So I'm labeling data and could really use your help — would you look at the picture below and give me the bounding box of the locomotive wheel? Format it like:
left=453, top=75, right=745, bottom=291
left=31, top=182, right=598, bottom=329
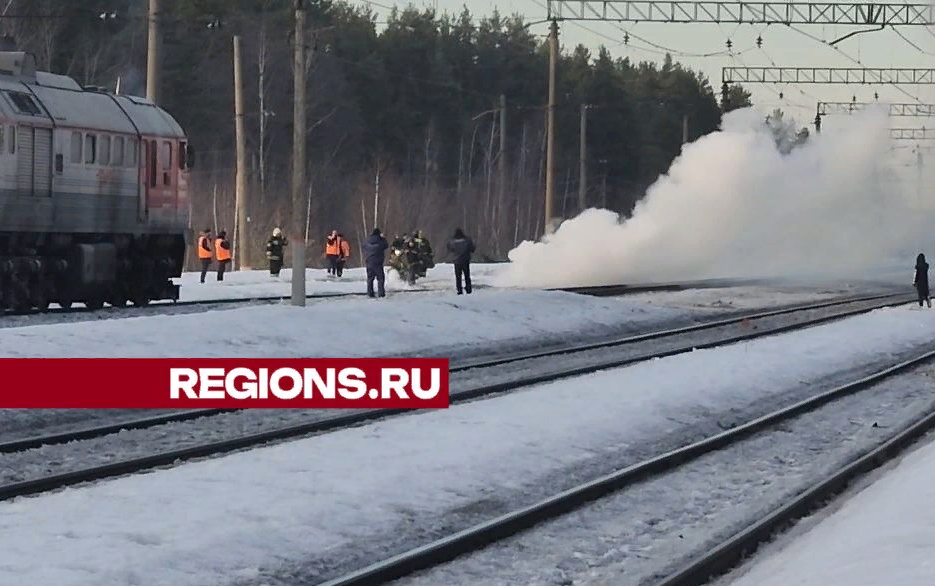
left=131, top=295, right=149, bottom=307
left=85, top=298, right=104, bottom=310
left=58, top=299, right=73, bottom=309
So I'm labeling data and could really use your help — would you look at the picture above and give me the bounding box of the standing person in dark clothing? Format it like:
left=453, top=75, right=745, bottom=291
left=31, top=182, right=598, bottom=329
left=446, top=228, right=475, bottom=294
left=266, top=227, right=288, bottom=277
left=362, top=228, right=389, bottom=298
left=915, top=253, right=931, bottom=308
left=215, top=230, right=232, bottom=281
left=197, top=228, right=213, bottom=283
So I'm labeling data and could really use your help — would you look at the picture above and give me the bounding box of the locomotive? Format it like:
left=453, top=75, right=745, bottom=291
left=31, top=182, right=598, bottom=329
left=0, top=51, right=191, bottom=311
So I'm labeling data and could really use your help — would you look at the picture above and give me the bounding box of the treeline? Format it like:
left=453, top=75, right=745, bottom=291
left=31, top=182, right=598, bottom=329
left=5, top=0, right=756, bottom=267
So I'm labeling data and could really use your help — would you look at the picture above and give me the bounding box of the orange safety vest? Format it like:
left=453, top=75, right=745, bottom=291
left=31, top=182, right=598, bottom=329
left=215, top=238, right=231, bottom=261
left=340, top=239, right=350, bottom=258
left=325, top=237, right=340, bottom=256
left=197, top=235, right=211, bottom=259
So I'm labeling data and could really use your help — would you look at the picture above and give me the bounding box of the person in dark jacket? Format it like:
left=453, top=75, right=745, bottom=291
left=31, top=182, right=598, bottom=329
left=914, top=253, right=931, bottom=308
left=362, top=228, right=389, bottom=298
left=446, top=228, right=475, bottom=294
left=266, top=227, right=288, bottom=277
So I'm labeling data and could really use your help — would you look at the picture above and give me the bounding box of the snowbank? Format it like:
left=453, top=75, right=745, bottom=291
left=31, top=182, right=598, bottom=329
left=2, top=305, right=935, bottom=586
left=1, top=281, right=895, bottom=359
left=0, top=289, right=697, bottom=358
left=725, top=431, right=935, bottom=586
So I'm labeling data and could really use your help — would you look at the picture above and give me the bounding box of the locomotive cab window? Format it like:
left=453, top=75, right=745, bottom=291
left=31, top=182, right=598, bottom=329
left=9, top=126, right=14, bottom=154
left=85, top=134, right=96, bottom=164
left=70, top=131, right=82, bottom=163
left=179, top=141, right=186, bottom=170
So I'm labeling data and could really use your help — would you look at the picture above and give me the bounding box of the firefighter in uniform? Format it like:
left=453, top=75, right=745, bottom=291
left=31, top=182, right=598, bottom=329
left=215, top=230, right=232, bottom=281
left=266, top=227, right=288, bottom=277
left=198, top=228, right=213, bottom=283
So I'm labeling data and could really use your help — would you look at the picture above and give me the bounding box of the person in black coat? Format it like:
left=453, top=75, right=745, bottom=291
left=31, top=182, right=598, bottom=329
left=446, top=228, right=475, bottom=294
left=362, top=228, right=389, bottom=298
left=914, top=253, right=931, bottom=308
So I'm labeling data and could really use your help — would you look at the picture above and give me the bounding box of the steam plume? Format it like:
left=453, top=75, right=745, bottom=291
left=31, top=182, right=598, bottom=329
left=500, top=106, right=921, bottom=288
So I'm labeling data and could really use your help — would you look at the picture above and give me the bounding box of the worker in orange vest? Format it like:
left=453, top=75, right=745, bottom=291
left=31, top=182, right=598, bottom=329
left=337, top=233, right=351, bottom=277
left=324, top=230, right=341, bottom=276
left=197, top=228, right=213, bottom=283
left=215, top=229, right=232, bottom=281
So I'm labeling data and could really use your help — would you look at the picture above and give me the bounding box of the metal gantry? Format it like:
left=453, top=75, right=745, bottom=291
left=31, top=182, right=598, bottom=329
left=723, top=67, right=935, bottom=85
left=890, top=128, right=935, bottom=140
left=818, top=102, right=935, bottom=116
left=546, top=1, right=935, bottom=24
left=537, top=2, right=935, bottom=232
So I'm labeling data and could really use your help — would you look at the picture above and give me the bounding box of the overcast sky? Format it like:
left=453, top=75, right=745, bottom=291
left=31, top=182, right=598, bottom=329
left=354, top=0, right=935, bottom=147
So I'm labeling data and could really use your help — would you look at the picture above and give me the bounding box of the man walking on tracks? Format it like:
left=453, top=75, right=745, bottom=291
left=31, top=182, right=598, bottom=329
left=363, top=228, right=389, bottom=298
left=198, top=228, right=213, bottom=283
left=446, top=228, right=475, bottom=294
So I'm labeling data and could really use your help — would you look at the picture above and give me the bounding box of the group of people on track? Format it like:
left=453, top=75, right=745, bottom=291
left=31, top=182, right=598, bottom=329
left=196, top=226, right=476, bottom=297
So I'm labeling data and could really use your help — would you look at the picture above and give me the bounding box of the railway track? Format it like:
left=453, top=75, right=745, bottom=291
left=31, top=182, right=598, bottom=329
left=0, top=291, right=913, bottom=503
left=312, top=347, right=935, bottom=586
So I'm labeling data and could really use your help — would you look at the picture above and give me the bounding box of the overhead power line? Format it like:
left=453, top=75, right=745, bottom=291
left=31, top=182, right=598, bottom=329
left=723, top=67, right=935, bottom=85
left=546, top=1, right=935, bottom=25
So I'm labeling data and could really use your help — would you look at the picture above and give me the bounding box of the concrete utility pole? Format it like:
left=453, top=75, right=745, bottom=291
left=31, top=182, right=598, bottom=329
left=146, top=0, right=162, bottom=103
left=291, top=0, right=307, bottom=306
left=499, top=94, right=507, bottom=207
left=918, top=148, right=925, bottom=211
left=545, top=19, right=558, bottom=235
left=578, top=104, right=587, bottom=213
left=233, top=35, right=248, bottom=270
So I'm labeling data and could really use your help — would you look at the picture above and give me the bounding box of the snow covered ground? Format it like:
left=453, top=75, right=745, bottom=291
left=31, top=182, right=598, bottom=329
left=720, top=431, right=935, bottom=586
left=167, top=261, right=908, bottom=303
left=169, top=263, right=510, bottom=301
left=1, top=305, right=935, bottom=586
left=0, top=280, right=902, bottom=359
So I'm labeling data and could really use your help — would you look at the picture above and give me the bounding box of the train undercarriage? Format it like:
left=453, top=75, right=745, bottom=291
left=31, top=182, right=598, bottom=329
left=0, top=231, right=185, bottom=312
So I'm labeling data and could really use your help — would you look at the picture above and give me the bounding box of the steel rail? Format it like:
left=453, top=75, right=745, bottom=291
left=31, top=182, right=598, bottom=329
left=0, top=292, right=906, bottom=455
left=652, top=390, right=935, bottom=585
left=0, top=294, right=914, bottom=501
left=313, top=347, right=935, bottom=586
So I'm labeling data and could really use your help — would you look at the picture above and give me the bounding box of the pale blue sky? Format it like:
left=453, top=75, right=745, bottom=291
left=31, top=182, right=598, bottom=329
left=354, top=0, right=935, bottom=143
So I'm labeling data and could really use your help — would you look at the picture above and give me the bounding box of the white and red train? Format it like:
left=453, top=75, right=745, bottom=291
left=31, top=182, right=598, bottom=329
left=0, top=51, right=191, bottom=311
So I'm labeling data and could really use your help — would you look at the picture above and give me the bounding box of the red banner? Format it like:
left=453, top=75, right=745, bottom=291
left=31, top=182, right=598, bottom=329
left=0, top=358, right=450, bottom=408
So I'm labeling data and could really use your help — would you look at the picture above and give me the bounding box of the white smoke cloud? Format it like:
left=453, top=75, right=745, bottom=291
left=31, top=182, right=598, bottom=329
left=499, top=105, right=923, bottom=288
